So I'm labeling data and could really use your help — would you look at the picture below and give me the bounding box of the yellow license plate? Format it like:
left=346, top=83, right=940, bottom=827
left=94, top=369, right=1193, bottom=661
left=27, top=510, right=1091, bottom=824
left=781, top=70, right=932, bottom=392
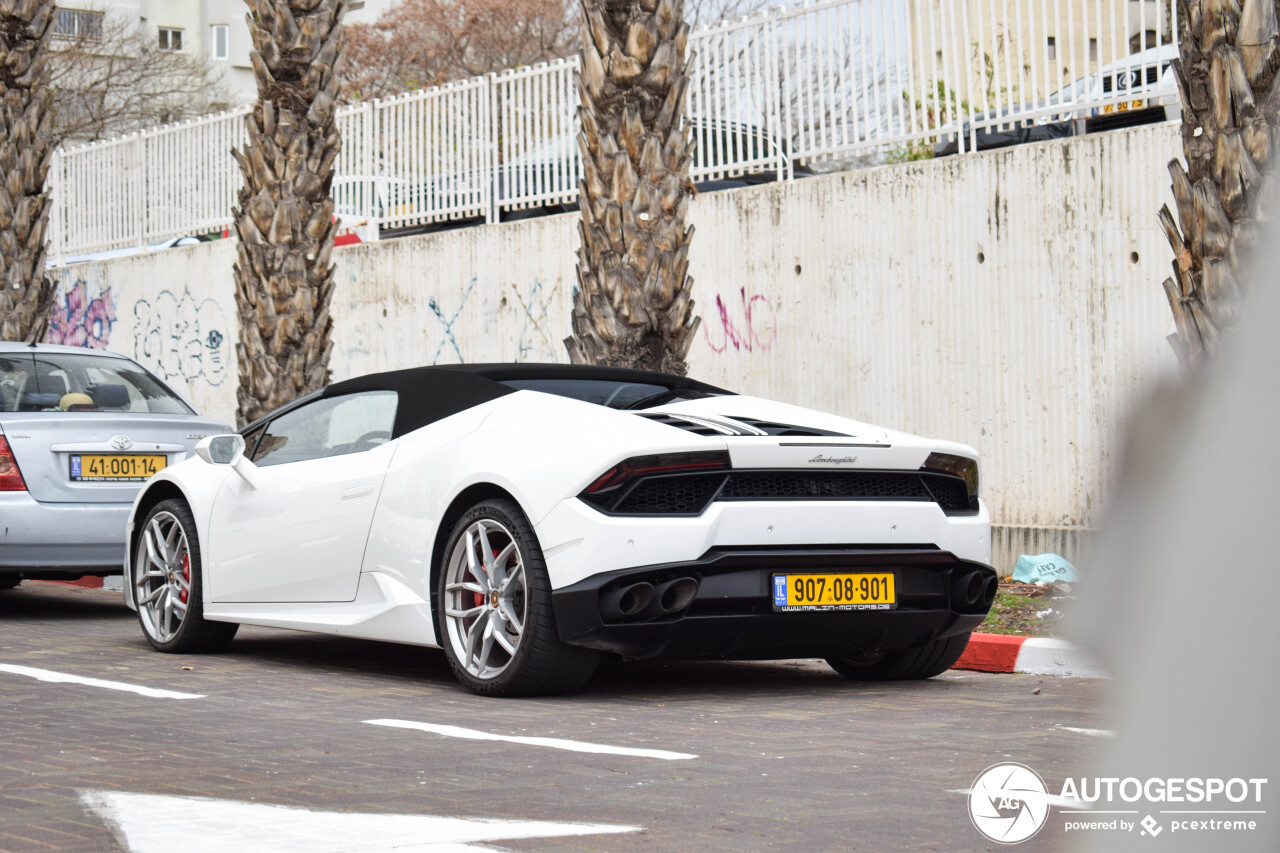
left=1103, top=99, right=1144, bottom=114
left=71, top=454, right=166, bottom=482
left=772, top=572, right=896, bottom=611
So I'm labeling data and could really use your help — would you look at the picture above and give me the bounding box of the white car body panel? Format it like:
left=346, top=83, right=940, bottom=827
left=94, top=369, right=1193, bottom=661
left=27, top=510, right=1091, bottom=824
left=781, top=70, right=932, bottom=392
left=123, top=460, right=234, bottom=610
left=354, top=406, right=495, bottom=596
left=205, top=441, right=396, bottom=602
left=204, top=571, right=437, bottom=646
left=351, top=393, right=711, bottom=585
left=124, top=366, right=994, bottom=662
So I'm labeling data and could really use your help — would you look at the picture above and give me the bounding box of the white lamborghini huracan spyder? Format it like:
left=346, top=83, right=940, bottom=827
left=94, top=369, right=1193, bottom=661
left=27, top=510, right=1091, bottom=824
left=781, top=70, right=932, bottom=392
left=123, top=364, right=995, bottom=696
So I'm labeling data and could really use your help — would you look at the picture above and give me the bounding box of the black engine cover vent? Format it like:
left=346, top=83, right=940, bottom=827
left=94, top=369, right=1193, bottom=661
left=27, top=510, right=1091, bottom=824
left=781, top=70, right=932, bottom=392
left=635, top=413, right=737, bottom=436
left=722, top=417, right=849, bottom=437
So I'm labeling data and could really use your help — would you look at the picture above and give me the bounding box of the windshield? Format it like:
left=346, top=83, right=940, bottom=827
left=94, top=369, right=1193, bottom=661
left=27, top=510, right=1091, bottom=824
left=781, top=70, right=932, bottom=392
left=0, top=352, right=192, bottom=414
left=498, top=378, right=726, bottom=410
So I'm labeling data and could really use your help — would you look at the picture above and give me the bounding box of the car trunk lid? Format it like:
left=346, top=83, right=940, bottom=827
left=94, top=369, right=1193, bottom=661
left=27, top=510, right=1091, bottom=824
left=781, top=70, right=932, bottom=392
left=0, top=413, right=228, bottom=503
left=639, top=403, right=933, bottom=470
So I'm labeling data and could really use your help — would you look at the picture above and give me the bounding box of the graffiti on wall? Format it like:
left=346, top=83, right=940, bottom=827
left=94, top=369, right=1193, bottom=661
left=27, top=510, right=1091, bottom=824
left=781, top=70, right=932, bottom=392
left=133, top=289, right=231, bottom=386
left=703, top=287, right=777, bottom=354
left=511, top=279, right=560, bottom=363
left=45, top=279, right=117, bottom=349
left=429, top=280, right=474, bottom=364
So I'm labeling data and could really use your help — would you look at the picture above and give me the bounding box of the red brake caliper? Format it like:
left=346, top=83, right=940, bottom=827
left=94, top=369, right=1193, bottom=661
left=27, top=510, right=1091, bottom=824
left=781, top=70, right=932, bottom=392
left=473, top=547, right=501, bottom=608
left=180, top=553, right=190, bottom=604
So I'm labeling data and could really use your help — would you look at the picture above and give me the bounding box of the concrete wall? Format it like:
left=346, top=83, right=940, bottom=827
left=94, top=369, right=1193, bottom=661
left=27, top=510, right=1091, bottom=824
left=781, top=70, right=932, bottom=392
left=48, top=121, right=1183, bottom=573
left=48, top=249, right=238, bottom=418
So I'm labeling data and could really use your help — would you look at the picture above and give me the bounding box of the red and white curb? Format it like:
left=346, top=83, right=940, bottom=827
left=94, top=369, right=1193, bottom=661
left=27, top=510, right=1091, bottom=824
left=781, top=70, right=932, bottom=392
left=953, top=633, right=1107, bottom=678
left=34, top=576, right=123, bottom=591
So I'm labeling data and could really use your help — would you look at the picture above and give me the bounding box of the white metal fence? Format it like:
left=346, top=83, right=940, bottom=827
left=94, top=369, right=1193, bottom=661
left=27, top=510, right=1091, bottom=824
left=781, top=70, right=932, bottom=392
left=47, top=0, right=1180, bottom=261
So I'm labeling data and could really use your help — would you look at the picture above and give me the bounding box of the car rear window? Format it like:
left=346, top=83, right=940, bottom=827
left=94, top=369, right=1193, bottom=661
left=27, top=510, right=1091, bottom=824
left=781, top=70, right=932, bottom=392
left=497, top=378, right=724, bottom=410
left=0, top=352, right=192, bottom=415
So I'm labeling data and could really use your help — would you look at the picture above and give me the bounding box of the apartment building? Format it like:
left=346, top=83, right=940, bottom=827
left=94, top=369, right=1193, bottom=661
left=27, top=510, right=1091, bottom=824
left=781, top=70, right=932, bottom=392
left=53, top=0, right=396, bottom=106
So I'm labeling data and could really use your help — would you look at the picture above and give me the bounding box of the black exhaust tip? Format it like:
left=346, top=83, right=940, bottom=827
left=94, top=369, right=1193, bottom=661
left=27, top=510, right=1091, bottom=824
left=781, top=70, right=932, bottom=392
left=600, top=582, right=654, bottom=621
left=655, top=577, right=699, bottom=613
left=951, top=571, right=983, bottom=608
left=966, top=573, right=984, bottom=606
left=981, top=575, right=997, bottom=608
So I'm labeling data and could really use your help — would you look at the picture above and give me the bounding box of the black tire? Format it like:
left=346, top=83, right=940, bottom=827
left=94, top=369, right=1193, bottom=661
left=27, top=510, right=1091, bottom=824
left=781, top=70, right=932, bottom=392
left=132, top=498, right=237, bottom=653
left=826, top=632, right=972, bottom=681
left=0, top=576, right=21, bottom=590
left=437, top=498, right=599, bottom=696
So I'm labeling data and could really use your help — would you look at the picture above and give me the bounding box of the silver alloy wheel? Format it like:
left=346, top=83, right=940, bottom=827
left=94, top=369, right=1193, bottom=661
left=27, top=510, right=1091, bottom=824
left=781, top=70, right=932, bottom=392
left=443, top=518, right=527, bottom=680
left=134, top=510, right=191, bottom=643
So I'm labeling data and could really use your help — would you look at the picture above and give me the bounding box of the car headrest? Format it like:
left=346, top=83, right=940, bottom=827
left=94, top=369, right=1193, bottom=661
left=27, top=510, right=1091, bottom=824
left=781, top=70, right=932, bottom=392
left=18, top=392, right=63, bottom=411
left=89, top=384, right=131, bottom=408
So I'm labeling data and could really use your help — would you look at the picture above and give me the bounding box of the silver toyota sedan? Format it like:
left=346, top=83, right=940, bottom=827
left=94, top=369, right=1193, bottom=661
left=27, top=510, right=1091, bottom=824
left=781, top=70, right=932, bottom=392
left=0, top=342, right=230, bottom=586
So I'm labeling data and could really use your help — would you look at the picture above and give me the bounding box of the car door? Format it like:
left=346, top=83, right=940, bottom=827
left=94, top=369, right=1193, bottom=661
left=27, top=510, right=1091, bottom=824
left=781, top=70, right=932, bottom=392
left=205, top=390, right=398, bottom=603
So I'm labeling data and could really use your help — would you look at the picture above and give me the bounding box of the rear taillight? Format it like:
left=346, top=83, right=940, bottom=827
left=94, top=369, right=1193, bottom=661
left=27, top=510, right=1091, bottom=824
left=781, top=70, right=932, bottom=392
left=580, top=450, right=730, bottom=513
left=0, top=437, right=27, bottom=491
left=921, top=452, right=978, bottom=507
left=585, top=451, right=731, bottom=494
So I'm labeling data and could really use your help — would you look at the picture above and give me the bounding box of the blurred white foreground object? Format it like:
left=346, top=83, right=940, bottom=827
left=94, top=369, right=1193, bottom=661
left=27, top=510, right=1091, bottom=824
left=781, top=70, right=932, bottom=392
left=1072, top=213, right=1280, bottom=851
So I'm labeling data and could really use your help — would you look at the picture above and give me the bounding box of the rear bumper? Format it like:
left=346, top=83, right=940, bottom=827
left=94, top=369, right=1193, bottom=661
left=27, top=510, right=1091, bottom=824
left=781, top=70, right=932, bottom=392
left=551, top=547, right=996, bottom=660
left=0, top=493, right=129, bottom=575
left=536, top=497, right=992, bottom=591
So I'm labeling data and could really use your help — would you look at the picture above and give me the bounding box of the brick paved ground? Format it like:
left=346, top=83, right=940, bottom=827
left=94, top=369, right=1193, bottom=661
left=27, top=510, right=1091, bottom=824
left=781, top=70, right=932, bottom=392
left=0, top=582, right=1105, bottom=852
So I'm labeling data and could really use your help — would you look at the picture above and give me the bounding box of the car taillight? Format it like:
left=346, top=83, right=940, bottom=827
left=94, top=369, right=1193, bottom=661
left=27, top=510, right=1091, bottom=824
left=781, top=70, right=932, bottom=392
left=584, top=450, right=732, bottom=495
left=0, top=437, right=27, bottom=491
left=921, top=452, right=978, bottom=501
left=580, top=450, right=731, bottom=515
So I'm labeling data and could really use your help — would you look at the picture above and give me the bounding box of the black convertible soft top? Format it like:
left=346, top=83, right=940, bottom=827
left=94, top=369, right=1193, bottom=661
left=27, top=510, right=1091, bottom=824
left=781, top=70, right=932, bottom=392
left=320, top=363, right=730, bottom=439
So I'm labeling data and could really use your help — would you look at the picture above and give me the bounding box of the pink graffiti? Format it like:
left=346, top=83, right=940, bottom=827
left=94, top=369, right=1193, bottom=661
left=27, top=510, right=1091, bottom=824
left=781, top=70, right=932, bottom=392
left=704, top=287, right=776, bottom=354
left=46, top=279, right=117, bottom=349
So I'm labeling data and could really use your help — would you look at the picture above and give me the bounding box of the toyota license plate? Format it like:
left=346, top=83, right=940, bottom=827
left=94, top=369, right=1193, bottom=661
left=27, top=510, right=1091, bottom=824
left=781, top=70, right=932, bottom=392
left=772, top=572, right=896, bottom=611
left=70, top=454, right=166, bottom=482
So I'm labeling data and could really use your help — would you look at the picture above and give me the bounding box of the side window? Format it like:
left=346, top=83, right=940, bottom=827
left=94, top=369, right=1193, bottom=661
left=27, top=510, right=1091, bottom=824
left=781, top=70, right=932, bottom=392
left=241, top=423, right=266, bottom=461
left=252, top=391, right=397, bottom=468
left=325, top=392, right=398, bottom=448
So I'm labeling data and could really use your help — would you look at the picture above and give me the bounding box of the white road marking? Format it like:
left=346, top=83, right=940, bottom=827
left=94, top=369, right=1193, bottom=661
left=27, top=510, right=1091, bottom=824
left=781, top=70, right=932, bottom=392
left=81, top=791, right=641, bottom=853
left=364, top=718, right=697, bottom=760
left=0, top=664, right=203, bottom=700
left=1054, top=726, right=1116, bottom=737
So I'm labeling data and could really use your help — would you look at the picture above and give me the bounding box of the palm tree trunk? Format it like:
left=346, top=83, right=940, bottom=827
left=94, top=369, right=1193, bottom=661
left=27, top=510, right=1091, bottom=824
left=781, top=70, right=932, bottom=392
left=566, top=0, right=700, bottom=375
left=233, top=0, right=345, bottom=425
left=1160, top=0, right=1280, bottom=367
left=0, top=0, right=57, bottom=342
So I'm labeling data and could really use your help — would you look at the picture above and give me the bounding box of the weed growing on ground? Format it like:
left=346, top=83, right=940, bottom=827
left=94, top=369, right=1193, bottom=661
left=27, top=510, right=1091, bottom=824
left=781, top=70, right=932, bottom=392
left=978, top=583, right=1069, bottom=637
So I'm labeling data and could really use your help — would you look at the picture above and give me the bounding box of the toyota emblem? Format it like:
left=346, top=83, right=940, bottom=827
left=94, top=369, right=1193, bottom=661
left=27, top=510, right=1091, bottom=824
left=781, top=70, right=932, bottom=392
left=110, top=434, right=133, bottom=450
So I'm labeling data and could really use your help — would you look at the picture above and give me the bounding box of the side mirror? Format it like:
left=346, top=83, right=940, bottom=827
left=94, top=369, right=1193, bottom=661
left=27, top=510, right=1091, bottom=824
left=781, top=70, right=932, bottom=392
left=195, top=434, right=245, bottom=465
left=194, top=434, right=259, bottom=489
